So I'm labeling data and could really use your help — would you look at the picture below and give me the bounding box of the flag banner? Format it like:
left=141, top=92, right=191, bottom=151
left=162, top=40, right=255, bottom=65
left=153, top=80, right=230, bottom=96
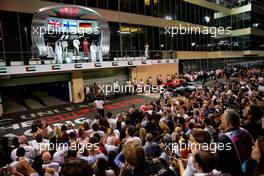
left=95, top=63, right=101, bottom=67
left=0, top=67, right=7, bottom=73
left=52, top=65, right=61, bottom=70
left=112, top=62, right=118, bottom=66
left=75, top=64, right=82, bottom=68
left=128, top=61, right=133, bottom=65
left=63, top=20, right=77, bottom=33
left=48, top=19, right=62, bottom=29
left=26, top=66, right=36, bottom=72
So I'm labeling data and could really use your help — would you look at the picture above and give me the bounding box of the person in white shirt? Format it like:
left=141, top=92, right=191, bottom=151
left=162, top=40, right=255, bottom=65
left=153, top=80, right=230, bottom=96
left=11, top=135, right=36, bottom=162
left=90, top=42, right=96, bottom=62
left=144, top=42, right=149, bottom=59
left=73, top=39, right=80, bottom=56
left=52, top=146, right=68, bottom=163
left=61, top=40, right=68, bottom=60
left=46, top=42, right=54, bottom=58
left=28, top=134, right=49, bottom=156
left=96, top=42, right=103, bottom=62
left=94, top=97, right=105, bottom=118
left=42, top=152, right=60, bottom=172
left=78, top=145, right=108, bottom=165
left=10, top=147, right=33, bottom=168
left=106, top=112, right=117, bottom=129
left=102, top=128, right=120, bottom=154
left=55, top=41, right=63, bottom=64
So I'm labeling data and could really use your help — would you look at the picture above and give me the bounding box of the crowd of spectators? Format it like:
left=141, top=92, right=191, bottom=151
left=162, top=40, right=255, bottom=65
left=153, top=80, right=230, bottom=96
left=0, top=66, right=264, bottom=176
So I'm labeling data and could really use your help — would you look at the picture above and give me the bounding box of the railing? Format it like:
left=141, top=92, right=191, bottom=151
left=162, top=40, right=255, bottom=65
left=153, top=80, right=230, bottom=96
left=0, top=50, right=168, bottom=66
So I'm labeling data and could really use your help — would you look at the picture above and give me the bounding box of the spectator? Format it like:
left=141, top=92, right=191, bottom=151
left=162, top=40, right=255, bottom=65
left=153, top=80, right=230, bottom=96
left=59, top=158, right=93, bottom=176
left=94, top=158, right=115, bottom=176
left=242, top=105, right=264, bottom=140
left=11, top=136, right=36, bottom=162
left=251, top=136, right=264, bottom=176
left=94, top=97, right=105, bottom=118
left=120, top=140, right=174, bottom=176
left=216, top=109, right=254, bottom=176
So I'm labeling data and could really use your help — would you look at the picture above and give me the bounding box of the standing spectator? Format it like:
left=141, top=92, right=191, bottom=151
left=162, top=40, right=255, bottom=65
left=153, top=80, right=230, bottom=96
left=216, top=109, right=254, bottom=176
left=132, top=77, right=137, bottom=94
left=157, top=74, right=163, bottom=86
left=94, top=158, right=115, bottom=176
left=251, top=136, right=264, bottom=176
left=242, top=105, right=264, bottom=140
left=11, top=136, right=36, bottom=162
left=120, top=140, right=174, bottom=176
left=94, top=97, right=105, bottom=118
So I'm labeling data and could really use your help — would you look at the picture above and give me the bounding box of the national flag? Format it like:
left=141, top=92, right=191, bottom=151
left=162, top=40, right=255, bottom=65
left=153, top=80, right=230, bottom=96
left=94, top=63, right=101, bottom=67
left=52, top=65, right=61, bottom=70
left=75, top=64, right=82, bottom=69
left=63, top=20, right=77, bottom=30
left=0, top=67, right=7, bottom=73
left=79, top=23, right=92, bottom=30
left=48, top=19, right=62, bottom=28
left=128, top=61, right=133, bottom=65
left=112, top=62, right=118, bottom=66
left=26, top=66, right=36, bottom=72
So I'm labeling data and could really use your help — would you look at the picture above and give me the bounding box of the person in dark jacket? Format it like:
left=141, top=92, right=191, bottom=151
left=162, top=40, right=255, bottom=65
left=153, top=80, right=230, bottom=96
left=216, top=109, right=254, bottom=176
